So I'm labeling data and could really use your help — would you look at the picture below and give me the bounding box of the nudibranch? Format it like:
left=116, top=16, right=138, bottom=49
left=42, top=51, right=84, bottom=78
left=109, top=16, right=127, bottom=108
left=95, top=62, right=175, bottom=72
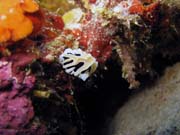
left=0, top=0, right=39, bottom=43
left=59, top=48, right=98, bottom=81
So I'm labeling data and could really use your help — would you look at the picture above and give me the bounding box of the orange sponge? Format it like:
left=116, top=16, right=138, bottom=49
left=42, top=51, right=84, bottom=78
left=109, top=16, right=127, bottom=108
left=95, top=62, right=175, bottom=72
left=0, top=0, right=39, bottom=43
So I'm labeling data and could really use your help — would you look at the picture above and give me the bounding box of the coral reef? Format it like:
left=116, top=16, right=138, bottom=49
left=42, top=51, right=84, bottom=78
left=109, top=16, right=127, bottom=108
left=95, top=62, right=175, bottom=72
left=0, top=0, right=180, bottom=134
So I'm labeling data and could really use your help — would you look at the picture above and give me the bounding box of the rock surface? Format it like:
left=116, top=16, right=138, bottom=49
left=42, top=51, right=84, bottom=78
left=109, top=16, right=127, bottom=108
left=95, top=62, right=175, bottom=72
left=110, top=63, right=180, bottom=135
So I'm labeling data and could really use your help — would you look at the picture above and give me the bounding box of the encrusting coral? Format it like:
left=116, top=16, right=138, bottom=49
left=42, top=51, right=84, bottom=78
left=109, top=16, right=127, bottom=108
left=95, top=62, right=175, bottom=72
left=0, top=53, right=46, bottom=135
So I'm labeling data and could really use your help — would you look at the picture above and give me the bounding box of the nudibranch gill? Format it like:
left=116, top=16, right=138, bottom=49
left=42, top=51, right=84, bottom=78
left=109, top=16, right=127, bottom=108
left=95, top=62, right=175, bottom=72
left=0, top=0, right=39, bottom=43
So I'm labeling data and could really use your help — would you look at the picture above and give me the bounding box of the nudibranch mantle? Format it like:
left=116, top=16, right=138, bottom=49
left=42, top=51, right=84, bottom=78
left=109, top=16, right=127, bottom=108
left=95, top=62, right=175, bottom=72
left=59, top=48, right=98, bottom=81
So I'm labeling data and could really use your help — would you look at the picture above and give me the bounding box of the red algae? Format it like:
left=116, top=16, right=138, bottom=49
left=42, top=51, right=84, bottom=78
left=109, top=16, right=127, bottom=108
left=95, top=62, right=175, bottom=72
left=79, top=18, right=112, bottom=63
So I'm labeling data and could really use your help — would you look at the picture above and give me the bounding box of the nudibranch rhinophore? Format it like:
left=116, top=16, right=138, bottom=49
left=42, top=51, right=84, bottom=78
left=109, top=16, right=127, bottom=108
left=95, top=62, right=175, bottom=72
left=59, top=48, right=98, bottom=81
left=0, top=0, right=39, bottom=43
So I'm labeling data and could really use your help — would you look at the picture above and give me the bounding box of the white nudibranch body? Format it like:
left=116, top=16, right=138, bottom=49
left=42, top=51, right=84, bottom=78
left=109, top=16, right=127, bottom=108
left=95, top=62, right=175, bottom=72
left=59, top=48, right=98, bottom=81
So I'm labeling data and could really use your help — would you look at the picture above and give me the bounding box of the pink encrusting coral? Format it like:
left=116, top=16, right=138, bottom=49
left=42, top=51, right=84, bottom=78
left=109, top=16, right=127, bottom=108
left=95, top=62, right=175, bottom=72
left=0, top=57, right=35, bottom=126
left=0, top=88, right=47, bottom=135
left=0, top=61, right=12, bottom=89
left=0, top=126, right=46, bottom=135
left=0, top=92, right=34, bottom=129
left=0, top=53, right=36, bottom=91
left=0, top=52, right=45, bottom=135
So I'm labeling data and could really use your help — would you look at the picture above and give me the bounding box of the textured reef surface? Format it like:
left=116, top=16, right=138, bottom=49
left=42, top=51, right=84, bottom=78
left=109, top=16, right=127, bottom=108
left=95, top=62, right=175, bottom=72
left=0, top=0, right=180, bottom=135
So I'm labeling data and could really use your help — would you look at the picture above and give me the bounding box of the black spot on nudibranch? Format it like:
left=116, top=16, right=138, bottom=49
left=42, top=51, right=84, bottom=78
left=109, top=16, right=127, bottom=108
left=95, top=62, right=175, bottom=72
left=75, top=53, right=81, bottom=56
left=63, top=60, right=73, bottom=65
left=63, top=56, right=69, bottom=60
left=74, top=62, right=84, bottom=72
